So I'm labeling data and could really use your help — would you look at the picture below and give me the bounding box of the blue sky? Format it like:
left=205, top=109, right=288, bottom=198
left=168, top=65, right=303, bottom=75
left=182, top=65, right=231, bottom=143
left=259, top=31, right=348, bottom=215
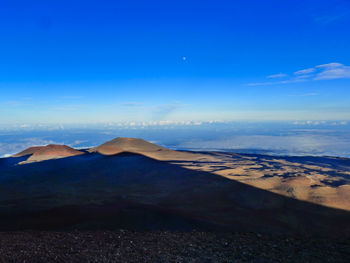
left=0, top=0, right=349, bottom=124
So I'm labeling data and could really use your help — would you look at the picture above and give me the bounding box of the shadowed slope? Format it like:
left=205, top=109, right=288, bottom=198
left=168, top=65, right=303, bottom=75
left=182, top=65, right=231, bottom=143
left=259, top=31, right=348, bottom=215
left=0, top=152, right=349, bottom=236
left=12, top=144, right=84, bottom=164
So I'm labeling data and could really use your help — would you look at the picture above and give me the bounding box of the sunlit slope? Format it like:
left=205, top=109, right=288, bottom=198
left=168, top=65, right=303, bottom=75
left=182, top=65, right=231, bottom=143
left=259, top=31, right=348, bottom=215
left=89, top=137, right=203, bottom=161
left=174, top=152, right=350, bottom=211
left=12, top=144, right=85, bottom=164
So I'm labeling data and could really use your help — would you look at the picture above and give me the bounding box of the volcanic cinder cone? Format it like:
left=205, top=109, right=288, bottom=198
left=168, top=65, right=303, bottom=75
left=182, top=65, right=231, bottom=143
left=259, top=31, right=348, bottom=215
left=13, top=144, right=84, bottom=164
left=89, top=137, right=201, bottom=161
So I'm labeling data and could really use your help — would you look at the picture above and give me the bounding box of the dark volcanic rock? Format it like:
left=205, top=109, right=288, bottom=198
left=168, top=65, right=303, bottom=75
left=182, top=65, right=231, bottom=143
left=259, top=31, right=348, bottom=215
left=0, top=230, right=348, bottom=263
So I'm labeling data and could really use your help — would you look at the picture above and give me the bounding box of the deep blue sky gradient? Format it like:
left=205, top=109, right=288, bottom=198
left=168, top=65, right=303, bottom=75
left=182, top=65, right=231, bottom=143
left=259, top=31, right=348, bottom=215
left=0, top=0, right=349, bottom=124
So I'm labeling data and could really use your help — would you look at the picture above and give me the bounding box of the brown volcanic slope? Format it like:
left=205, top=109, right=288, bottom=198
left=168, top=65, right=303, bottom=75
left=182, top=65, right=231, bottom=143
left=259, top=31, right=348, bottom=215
left=172, top=152, right=350, bottom=211
left=13, top=144, right=84, bottom=164
left=89, top=137, right=202, bottom=161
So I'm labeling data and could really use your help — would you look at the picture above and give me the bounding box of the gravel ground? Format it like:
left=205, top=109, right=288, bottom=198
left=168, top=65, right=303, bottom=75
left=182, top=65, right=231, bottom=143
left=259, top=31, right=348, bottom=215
left=0, top=230, right=349, bottom=263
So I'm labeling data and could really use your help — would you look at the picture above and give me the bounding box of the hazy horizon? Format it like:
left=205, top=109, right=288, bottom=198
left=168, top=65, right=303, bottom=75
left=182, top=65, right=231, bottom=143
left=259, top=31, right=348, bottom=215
left=2, top=120, right=350, bottom=158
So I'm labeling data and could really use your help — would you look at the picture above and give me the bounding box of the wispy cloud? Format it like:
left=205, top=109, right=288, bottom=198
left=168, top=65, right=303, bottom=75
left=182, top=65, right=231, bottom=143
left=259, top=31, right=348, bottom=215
left=248, top=62, right=350, bottom=86
left=314, top=63, right=350, bottom=80
left=316, top=62, right=344, bottom=69
left=294, top=68, right=316, bottom=75
left=267, top=73, right=288, bottom=79
left=248, top=78, right=306, bottom=87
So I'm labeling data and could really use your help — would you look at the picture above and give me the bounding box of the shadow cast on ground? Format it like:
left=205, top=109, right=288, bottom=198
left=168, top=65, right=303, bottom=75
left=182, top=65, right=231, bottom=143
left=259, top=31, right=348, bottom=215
left=0, top=152, right=349, bottom=237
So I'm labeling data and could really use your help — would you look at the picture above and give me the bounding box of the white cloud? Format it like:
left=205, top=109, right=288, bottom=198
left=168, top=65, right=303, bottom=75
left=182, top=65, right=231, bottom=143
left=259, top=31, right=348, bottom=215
left=314, top=64, right=350, bottom=80
left=294, top=68, right=316, bottom=75
left=315, top=62, right=344, bottom=69
left=248, top=78, right=306, bottom=86
left=267, top=73, right=288, bottom=79
left=249, top=62, right=350, bottom=86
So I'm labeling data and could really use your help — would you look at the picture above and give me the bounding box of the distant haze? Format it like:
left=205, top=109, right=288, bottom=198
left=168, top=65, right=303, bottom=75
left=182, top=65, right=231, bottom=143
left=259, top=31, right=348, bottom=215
left=1, top=121, right=350, bottom=158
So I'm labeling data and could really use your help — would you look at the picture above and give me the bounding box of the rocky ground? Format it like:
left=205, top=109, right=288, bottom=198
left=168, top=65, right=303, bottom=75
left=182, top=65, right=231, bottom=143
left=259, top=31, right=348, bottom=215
left=0, top=230, right=349, bottom=262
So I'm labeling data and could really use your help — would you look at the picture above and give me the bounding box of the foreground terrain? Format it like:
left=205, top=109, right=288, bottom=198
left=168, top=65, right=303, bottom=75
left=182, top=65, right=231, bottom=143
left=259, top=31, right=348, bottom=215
left=0, top=138, right=349, bottom=237
left=0, top=230, right=349, bottom=263
left=1, top=137, right=350, bottom=261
